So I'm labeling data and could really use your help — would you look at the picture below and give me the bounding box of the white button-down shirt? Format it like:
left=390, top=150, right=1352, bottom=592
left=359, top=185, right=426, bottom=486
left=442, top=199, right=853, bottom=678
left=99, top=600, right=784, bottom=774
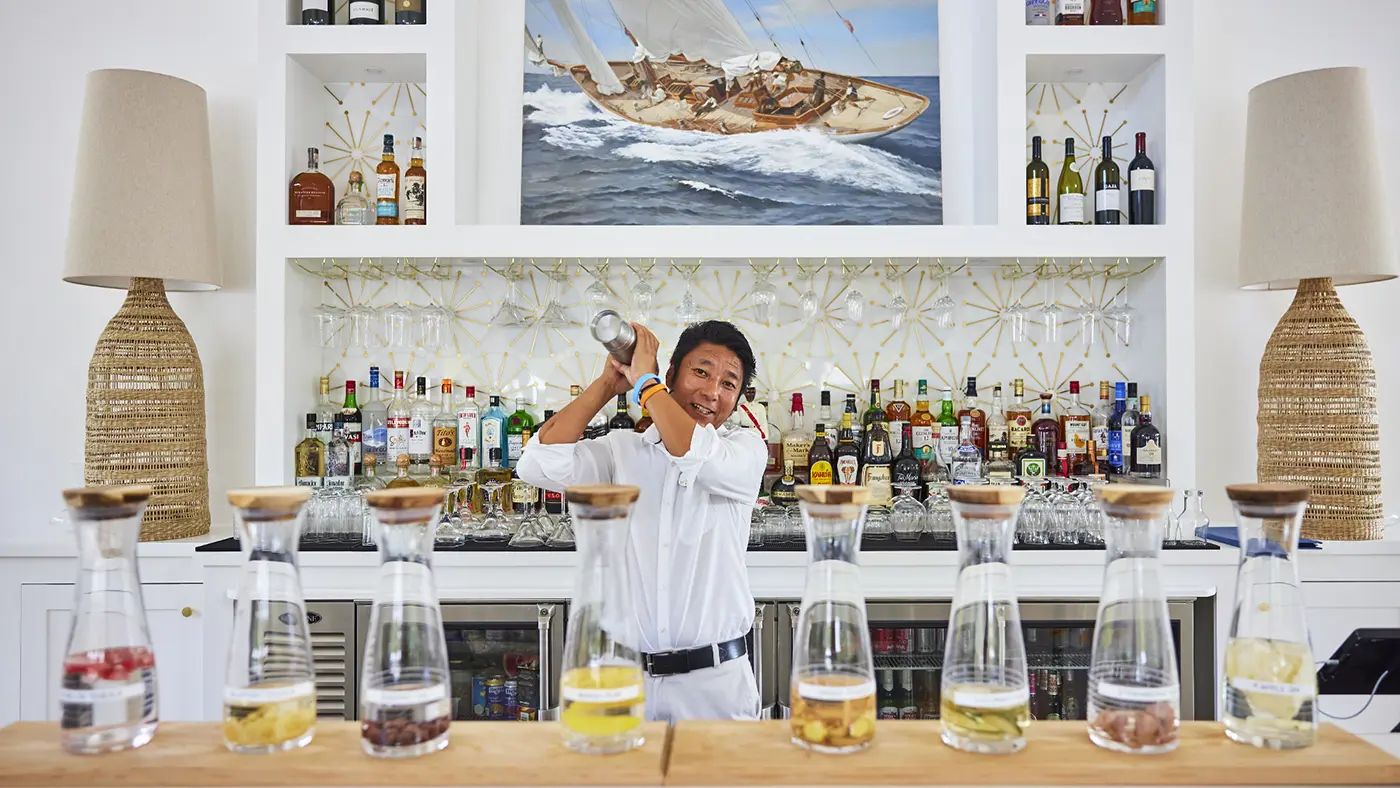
left=515, top=422, right=766, bottom=654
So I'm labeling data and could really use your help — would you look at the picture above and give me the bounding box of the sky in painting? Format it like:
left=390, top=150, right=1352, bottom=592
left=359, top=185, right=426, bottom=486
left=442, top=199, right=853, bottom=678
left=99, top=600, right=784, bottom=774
left=524, top=0, right=940, bottom=77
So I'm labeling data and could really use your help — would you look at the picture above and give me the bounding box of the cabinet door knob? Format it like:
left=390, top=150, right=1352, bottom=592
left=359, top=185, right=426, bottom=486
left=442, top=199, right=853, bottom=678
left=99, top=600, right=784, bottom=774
left=181, top=606, right=194, bottom=618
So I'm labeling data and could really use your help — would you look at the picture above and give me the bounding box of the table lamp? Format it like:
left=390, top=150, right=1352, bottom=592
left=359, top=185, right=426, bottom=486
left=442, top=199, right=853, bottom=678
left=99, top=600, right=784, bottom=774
left=63, top=69, right=222, bottom=541
left=1239, top=66, right=1397, bottom=540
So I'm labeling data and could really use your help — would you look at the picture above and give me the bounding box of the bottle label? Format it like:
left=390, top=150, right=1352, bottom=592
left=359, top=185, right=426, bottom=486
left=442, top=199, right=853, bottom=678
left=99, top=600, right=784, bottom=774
left=482, top=420, right=502, bottom=452
left=1059, top=193, right=1085, bottom=223
left=951, top=458, right=981, bottom=483
left=324, top=476, right=351, bottom=489
left=434, top=427, right=457, bottom=463
left=457, top=410, right=479, bottom=456
left=562, top=684, right=641, bottom=703
left=1136, top=438, right=1163, bottom=466
left=512, top=480, right=537, bottom=504
left=1096, top=187, right=1120, bottom=212
left=295, top=476, right=323, bottom=488
left=1096, top=682, right=1178, bottom=703
left=403, top=175, right=426, bottom=220
left=900, top=705, right=919, bottom=721
left=1132, top=0, right=1156, bottom=12
left=887, top=420, right=907, bottom=456
left=376, top=200, right=397, bottom=219
left=1091, top=425, right=1109, bottom=454
left=783, top=440, right=813, bottom=470
left=1027, top=175, right=1049, bottom=218
left=951, top=687, right=1029, bottom=710
left=408, top=416, right=430, bottom=455
left=796, top=679, right=875, bottom=702
left=860, top=465, right=891, bottom=505
left=987, top=423, right=1009, bottom=455
left=911, top=425, right=934, bottom=460
left=1059, top=0, right=1085, bottom=13
left=1009, top=417, right=1031, bottom=451
left=377, top=174, right=396, bottom=198
left=1064, top=420, right=1091, bottom=456
left=1108, top=429, right=1124, bottom=468
left=225, top=681, right=315, bottom=706
left=937, top=426, right=959, bottom=464
left=809, top=460, right=834, bottom=486
left=835, top=455, right=859, bottom=485
left=350, top=1, right=379, bottom=21
left=878, top=704, right=898, bottom=720
left=507, top=434, right=525, bottom=462
left=868, top=439, right=885, bottom=457
left=387, top=417, right=410, bottom=461
left=1130, top=169, right=1155, bottom=191
left=1020, top=457, right=1046, bottom=478
left=303, top=0, right=329, bottom=10
left=294, top=209, right=322, bottom=218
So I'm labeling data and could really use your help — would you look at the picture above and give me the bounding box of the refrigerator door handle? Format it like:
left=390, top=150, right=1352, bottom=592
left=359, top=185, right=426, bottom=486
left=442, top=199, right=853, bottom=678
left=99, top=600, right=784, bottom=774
left=752, top=603, right=766, bottom=719
left=538, top=603, right=556, bottom=720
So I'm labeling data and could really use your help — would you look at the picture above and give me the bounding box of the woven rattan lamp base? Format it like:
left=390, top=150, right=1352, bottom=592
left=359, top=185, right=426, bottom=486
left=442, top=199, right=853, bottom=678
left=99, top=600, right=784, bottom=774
left=1256, top=277, right=1383, bottom=540
left=84, top=277, right=210, bottom=541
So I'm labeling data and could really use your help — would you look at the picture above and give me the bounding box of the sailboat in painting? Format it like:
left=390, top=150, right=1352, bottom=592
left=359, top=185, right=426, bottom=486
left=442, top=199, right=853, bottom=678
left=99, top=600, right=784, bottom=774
left=526, top=0, right=930, bottom=142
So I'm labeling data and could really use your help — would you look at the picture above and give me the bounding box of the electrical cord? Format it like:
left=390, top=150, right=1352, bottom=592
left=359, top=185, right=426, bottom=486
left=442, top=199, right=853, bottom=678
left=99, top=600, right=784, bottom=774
left=1312, top=659, right=1392, bottom=722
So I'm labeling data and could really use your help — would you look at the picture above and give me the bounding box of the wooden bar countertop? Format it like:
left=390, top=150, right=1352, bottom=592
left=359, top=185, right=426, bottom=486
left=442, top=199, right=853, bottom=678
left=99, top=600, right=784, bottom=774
left=1, top=721, right=1397, bottom=787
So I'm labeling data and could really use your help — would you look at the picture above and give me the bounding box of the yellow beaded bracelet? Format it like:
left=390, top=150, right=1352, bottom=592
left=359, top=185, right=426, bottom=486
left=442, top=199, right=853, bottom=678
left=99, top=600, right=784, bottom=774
left=638, top=381, right=667, bottom=409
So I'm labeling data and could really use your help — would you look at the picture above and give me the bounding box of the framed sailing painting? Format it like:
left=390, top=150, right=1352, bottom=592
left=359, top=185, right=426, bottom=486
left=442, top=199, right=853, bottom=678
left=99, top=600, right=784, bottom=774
left=521, top=0, right=942, bottom=225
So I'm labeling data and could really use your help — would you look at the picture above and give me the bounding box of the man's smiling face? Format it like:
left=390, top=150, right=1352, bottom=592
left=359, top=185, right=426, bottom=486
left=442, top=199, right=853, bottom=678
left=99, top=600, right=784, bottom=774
left=667, top=341, right=743, bottom=429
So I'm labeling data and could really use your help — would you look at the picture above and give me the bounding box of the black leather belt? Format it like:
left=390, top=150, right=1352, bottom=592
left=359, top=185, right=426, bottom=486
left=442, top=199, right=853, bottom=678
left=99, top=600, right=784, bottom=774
left=642, top=634, right=748, bottom=677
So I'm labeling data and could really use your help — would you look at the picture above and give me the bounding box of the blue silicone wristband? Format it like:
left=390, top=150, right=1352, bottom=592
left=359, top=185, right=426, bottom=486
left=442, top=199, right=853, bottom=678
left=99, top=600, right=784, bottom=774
left=630, top=373, right=662, bottom=406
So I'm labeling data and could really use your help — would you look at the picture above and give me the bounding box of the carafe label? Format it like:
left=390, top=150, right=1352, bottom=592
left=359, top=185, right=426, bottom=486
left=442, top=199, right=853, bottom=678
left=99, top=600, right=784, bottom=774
left=1096, top=681, right=1178, bottom=703
left=796, top=679, right=876, bottom=702
left=225, top=681, right=315, bottom=705
left=951, top=687, right=1029, bottom=709
left=1230, top=677, right=1312, bottom=696
left=364, top=684, right=448, bottom=705
left=59, top=683, right=147, bottom=704
left=562, top=684, right=641, bottom=703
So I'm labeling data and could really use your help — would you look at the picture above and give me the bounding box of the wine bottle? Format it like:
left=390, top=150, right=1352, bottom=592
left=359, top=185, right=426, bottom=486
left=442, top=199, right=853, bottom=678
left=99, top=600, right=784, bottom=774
left=1093, top=135, right=1121, bottom=225
left=1128, top=132, right=1156, bottom=225
left=1056, top=139, right=1085, bottom=225
left=395, top=0, right=426, bottom=25
left=302, top=0, right=331, bottom=25
left=1056, top=0, right=1086, bottom=24
left=1090, top=0, right=1123, bottom=25
left=1027, top=136, right=1050, bottom=226
left=349, top=0, right=383, bottom=25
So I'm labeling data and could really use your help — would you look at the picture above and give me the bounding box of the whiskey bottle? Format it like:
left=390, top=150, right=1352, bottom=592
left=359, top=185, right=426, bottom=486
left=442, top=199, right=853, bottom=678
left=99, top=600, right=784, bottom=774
left=1091, top=381, right=1112, bottom=466
left=862, top=380, right=886, bottom=453
left=1129, top=395, right=1163, bottom=479
left=1090, top=0, right=1123, bottom=25
left=808, top=423, right=835, bottom=485
left=834, top=412, right=860, bottom=485
left=294, top=413, right=326, bottom=487
left=375, top=134, right=400, bottom=225
left=608, top=393, right=635, bottom=432
left=335, top=170, right=373, bottom=225
left=886, top=380, right=912, bottom=457
left=910, top=380, right=935, bottom=467
left=956, top=377, right=987, bottom=455
left=935, top=388, right=958, bottom=470
left=782, top=393, right=814, bottom=482
left=634, top=407, right=653, bottom=433
left=1129, top=0, right=1157, bottom=24
left=289, top=147, right=334, bottom=225
left=1059, top=381, right=1092, bottom=462
left=1056, top=0, right=1085, bottom=24
left=403, top=137, right=426, bottom=225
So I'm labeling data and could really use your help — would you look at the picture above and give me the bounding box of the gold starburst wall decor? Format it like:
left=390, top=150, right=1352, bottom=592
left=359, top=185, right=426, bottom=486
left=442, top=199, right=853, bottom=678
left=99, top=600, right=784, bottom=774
left=544, top=350, right=611, bottom=410
left=786, top=264, right=855, bottom=358
left=1027, top=83, right=1134, bottom=222
left=867, top=261, right=949, bottom=359
left=323, top=278, right=389, bottom=359
left=416, top=271, right=490, bottom=357
left=752, top=352, right=814, bottom=405
left=459, top=353, right=531, bottom=403
left=830, top=351, right=897, bottom=397
left=926, top=351, right=990, bottom=395
left=961, top=267, right=1038, bottom=359
left=322, top=81, right=427, bottom=201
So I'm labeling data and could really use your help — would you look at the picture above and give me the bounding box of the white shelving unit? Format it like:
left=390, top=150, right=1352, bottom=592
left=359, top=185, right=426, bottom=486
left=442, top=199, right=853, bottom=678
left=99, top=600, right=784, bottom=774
left=255, top=0, right=1196, bottom=487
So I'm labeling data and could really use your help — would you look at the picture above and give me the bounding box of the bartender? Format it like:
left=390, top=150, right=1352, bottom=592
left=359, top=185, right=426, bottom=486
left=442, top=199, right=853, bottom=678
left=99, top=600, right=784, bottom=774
left=516, top=320, right=765, bottom=721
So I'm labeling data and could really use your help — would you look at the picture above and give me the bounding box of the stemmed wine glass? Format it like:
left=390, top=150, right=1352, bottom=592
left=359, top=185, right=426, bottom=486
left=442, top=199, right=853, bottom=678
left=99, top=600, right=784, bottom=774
left=931, top=260, right=958, bottom=330
left=796, top=260, right=822, bottom=323
left=315, top=303, right=346, bottom=348
left=583, top=261, right=611, bottom=320
left=886, top=261, right=909, bottom=331
left=1105, top=278, right=1138, bottom=347
left=490, top=262, right=529, bottom=328
left=1039, top=267, right=1068, bottom=344
left=628, top=261, right=656, bottom=324
left=380, top=301, right=414, bottom=350
left=539, top=261, right=573, bottom=328
left=749, top=263, right=779, bottom=325
left=841, top=260, right=865, bottom=324
left=673, top=262, right=704, bottom=324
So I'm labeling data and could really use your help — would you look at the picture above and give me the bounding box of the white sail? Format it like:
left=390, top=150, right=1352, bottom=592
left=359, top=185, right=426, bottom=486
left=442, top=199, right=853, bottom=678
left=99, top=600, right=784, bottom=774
left=548, top=0, right=624, bottom=95
left=524, top=24, right=548, bottom=68
left=609, top=0, right=760, bottom=67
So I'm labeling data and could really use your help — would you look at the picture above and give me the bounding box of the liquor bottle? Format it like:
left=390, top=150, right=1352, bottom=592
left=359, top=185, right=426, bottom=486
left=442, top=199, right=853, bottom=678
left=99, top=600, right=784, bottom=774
left=863, top=379, right=886, bottom=440
left=375, top=134, right=400, bottom=225
left=1073, top=440, right=1101, bottom=477
left=586, top=386, right=610, bottom=439
left=1015, top=435, right=1047, bottom=479
left=302, top=0, right=331, bottom=25
left=362, top=366, right=388, bottom=469
left=898, top=670, right=919, bottom=720
left=763, top=398, right=783, bottom=481
left=1129, top=0, right=1157, bottom=25
left=1057, top=139, right=1086, bottom=225
left=608, top=393, right=635, bottom=432
left=807, top=424, right=835, bottom=485
left=506, top=397, right=536, bottom=465
left=421, top=455, right=450, bottom=489
left=956, top=377, right=987, bottom=455
left=1090, top=0, right=1123, bottom=24
left=1122, top=383, right=1141, bottom=471
left=634, top=407, right=653, bottom=433
left=1031, top=393, right=1060, bottom=460
left=1057, top=440, right=1073, bottom=477
left=892, top=424, right=922, bottom=491
left=481, top=395, right=508, bottom=463
left=386, top=370, right=411, bottom=467
left=475, top=449, right=513, bottom=511
left=385, top=454, right=420, bottom=489
left=1129, top=395, right=1163, bottom=478
left=1056, top=0, right=1085, bottom=24
left=395, top=0, right=426, bottom=25
left=878, top=671, right=898, bottom=720
left=1027, top=135, right=1051, bottom=225
left=289, top=148, right=334, bottom=225
left=457, top=385, right=480, bottom=466
left=334, top=170, right=373, bottom=225
left=834, top=412, right=860, bottom=485
left=1046, top=671, right=1062, bottom=720
left=1026, top=0, right=1050, bottom=25
left=1007, top=378, right=1033, bottom=453
left=1059, top=381, right=1092, bottom=461
left=936, top=388, right=959, bottom=470
left=432, top=379, right=458, bottom=467
left=909, top=380, right=935, bottom=467
left=770, top=459, right=798, bottom=508
left=859, top=412, right=893, bottom=506
left=349, top=0, right=382, bottom=24
left=294, top=414, right=326, bottom=487
left=326, top=414, right=351, bottom=487
left=818, top=390, right=835, bottom=449
left=844, top=393, right=863, bottom=449
left=315, top=376, right=336, bottom=446
left=511, top=442, right=539, bottom=514
left=403, top=137, right=426, bottom=225
left=355, top=454, right=386, bottom=492
left=886, top=380, right=912, bottom=457
left=1091, top=381, right=1111, bottom=466
left=783, top=393, right=814, bottom=482
left=1094, top=136, right=1121, bottom=224
left=1107, top=381, right=1128, bottom=474
left=986, top=385, right=1010, bottom=472
left=341, top=379, right=363, bottom=476
left=1128, top=132, right=1156, bottom=224
left=407, top=377, right=435, bottom=472
left=949, top=416, right=984, bottom=483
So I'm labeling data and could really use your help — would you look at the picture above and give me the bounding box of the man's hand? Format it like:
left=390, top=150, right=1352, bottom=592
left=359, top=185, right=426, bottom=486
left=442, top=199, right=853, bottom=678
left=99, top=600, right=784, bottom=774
left=596, top=353, right=631, bottom=397
left=610, top=322, right=661, bottom=387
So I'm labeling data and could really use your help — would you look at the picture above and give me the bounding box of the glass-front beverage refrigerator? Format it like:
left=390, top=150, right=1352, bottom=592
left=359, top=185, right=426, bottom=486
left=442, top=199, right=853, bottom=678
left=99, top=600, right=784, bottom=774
left=769, top=600, right=1213, bottom=722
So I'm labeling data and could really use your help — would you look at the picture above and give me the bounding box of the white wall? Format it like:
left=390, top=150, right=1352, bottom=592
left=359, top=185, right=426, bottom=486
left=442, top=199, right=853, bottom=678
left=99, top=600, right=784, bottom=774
left=0, top=1, right=256, bottom=538
left=1194, top=0, right=1400, bottom=522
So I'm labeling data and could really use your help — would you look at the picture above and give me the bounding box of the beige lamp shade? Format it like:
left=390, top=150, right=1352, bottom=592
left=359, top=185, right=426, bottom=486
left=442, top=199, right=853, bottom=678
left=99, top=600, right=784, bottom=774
left=1238, top=67, right=1398, bottom=291
left=64, top=69, right=221, bottom=291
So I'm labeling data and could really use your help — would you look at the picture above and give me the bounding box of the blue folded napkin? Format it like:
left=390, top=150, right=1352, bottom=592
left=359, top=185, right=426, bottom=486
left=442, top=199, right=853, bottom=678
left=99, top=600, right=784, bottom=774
left=1197, top=525, right=1322, bottom=550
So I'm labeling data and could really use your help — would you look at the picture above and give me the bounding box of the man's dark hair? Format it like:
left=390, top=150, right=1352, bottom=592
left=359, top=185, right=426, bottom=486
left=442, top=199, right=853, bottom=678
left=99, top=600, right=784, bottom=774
left=666, top=320, right=757, bottom=390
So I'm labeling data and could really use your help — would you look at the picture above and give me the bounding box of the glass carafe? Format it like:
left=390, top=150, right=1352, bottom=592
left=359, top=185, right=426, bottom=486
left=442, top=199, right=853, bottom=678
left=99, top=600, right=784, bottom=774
left=360, top=488, right=453, bottom=758
left=59, top=486, right=160, bottom=755
left=223, top=487, right=317, bottom=754
left=790, top=485, right=877, bottom=754
left=941, top=485, right=1030, bottom=754
left=559, top=485, right=646, bottom=754
left=1086, top=485, right=1180, bottom=754
left=1222, top=483, right=1316, bottom=750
